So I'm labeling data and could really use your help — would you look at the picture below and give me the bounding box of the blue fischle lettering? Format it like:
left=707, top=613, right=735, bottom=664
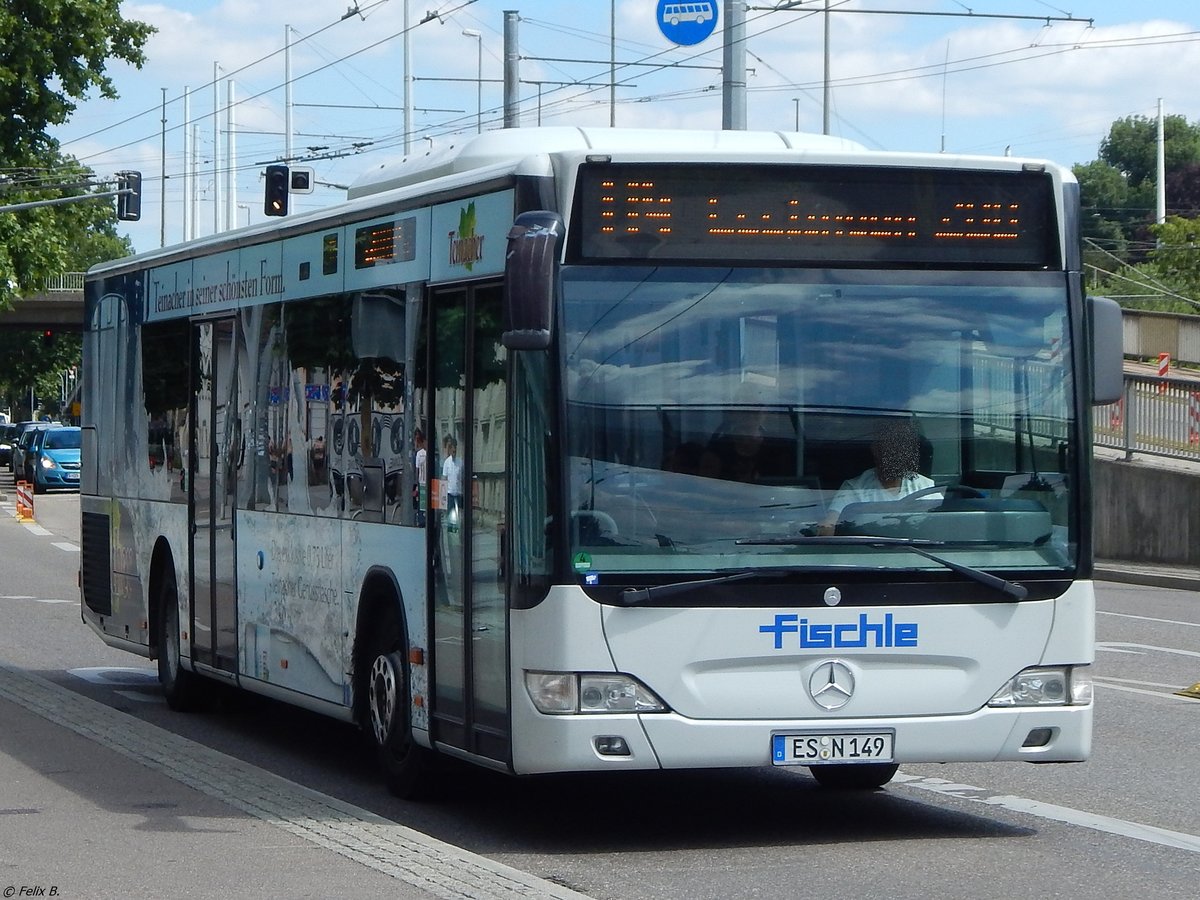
left=758, top=613, right=918, bottom=649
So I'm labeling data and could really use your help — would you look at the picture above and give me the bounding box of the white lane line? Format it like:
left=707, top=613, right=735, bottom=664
left=1098, top=641, right=1200, bottom=659
left=0, top=662, right=592, bottom=900
left=1094, top=675, right=1188, bottom=689
left=894, top=774, right=1200, bottom=854
left=22, top=523, right=53, bottom=536
left=52, top=542, right=79, bottom=552
left=1093, top=682, right=1191, bottom=701
left=1098, top=610, right=1200, bottom=628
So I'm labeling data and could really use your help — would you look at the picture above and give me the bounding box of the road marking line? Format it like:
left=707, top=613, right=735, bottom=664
left=1098, top=610, right=1200, bottom=628
left=1094, top=682, right=1191, bottom=701
left=1098, top=641, right=1200, bottom=659
left=894, top=774, right=1200, bottom=854
left=22, top=523, right=52, bottom=536
left=0, top=661, right=592, bottom=900
left=52, top=542, right=79, bottom=552
left=1094, top=675, right=1186, bottom=689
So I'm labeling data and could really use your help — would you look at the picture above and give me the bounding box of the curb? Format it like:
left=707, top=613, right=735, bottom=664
left=1094, top=564, right=1200, bottom=592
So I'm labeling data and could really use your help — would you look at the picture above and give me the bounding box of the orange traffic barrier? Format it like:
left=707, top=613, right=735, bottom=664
left=15, top=481, right=34, bottom=521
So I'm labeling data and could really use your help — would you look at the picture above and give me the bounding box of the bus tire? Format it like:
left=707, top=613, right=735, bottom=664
left=365, top=608, right=434, bottom=799
left=157, top=566, right=203, bottom=712
left=808, top=763, right=898, bottom=790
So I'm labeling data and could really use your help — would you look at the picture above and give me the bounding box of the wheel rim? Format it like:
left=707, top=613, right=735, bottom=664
left=368, top=652, right=402, bottom=747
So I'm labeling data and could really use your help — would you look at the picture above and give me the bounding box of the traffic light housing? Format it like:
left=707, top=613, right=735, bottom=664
left=116, top=170, right=141, bottom=221
left=264, top=164, right=289, bottom=216
left=42, top=330, right=55, bottom=346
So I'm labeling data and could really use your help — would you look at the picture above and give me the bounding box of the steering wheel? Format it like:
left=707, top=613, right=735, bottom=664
left=902, top=483, right=985, bottom=503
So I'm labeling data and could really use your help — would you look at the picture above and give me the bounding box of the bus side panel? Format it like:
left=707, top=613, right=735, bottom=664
left=80, top=495, right=189, bottom=658
left=235, top=512, right=428, bottom=719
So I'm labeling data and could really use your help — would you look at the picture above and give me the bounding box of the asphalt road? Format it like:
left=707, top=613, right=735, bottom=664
left=2, top=491, right=1198, bottom=899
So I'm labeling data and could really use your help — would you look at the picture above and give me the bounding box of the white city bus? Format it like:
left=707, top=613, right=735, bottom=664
left=81, top=127, right=1123, bottom=796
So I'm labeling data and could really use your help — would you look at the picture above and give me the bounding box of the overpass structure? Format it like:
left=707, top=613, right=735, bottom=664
left=1, top=273, right=85, bottom=330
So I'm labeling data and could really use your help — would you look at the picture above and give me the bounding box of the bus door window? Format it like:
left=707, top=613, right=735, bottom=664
left=430, top=283, right=509, bottom=761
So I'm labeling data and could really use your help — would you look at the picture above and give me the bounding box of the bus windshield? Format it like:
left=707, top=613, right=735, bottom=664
left=561, top=266, right=1077, bottom=582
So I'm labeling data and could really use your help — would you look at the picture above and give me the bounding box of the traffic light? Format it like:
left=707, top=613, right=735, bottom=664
left=290, top=166, right=314, bottom=194
left=41, top=330, right=56, bottom=347
left=264, top=164, right=289, bottom=216
left=116, top=170, right=142, bottom=221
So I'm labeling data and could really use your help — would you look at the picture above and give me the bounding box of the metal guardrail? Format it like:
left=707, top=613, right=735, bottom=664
left=1094, top=372, right=1200, bottom=462
left=41, top=273, right=85, bottom=292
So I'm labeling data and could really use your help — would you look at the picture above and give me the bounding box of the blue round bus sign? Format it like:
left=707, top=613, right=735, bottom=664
left=656, top=0, right=719, bottom=47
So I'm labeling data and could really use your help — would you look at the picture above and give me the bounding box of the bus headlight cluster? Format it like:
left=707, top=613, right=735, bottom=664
left=524, top=671, right=667, bottom=715
left=987, top=665, right=1092, bottom=707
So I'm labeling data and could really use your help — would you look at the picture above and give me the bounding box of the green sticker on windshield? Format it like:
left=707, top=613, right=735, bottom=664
left=572, top=552, right=592, bottom=573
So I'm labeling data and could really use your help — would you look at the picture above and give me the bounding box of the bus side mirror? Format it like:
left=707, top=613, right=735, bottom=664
left=502, top=211, right=564, bottom=350
left=1088, top=295, right=1123, bottom=406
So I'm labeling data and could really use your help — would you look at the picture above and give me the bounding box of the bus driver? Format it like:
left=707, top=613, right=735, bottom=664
left=818, top=419, right=937, bottom=535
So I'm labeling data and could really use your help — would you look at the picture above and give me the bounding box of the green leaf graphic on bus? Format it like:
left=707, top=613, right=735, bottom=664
left=451, top=201, right=482, bottom=272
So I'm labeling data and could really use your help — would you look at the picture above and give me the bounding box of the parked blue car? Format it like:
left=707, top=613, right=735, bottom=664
left=29, top=426, right=81, bottom=493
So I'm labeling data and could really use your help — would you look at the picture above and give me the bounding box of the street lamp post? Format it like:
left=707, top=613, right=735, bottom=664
left=462, top=29, right=482, bottom=134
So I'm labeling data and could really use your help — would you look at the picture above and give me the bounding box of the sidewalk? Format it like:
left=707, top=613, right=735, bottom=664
left=0, top=690, right=433, bottom=900
left=1095, top=559, right=1200, bottom=591
left=0, top=664, right=590, bottom=900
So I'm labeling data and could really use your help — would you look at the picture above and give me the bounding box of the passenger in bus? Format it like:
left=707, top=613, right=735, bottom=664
left=818, top=419, right=937, bottom=535
left=705, top=404, right=770, bottom=483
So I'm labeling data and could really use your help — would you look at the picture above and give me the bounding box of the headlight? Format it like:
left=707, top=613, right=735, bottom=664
left=988, top=665, right=1091, bottom=707
left=525, top=671, right=667, bottom=715
left=40, top=456, right=57, bottom=470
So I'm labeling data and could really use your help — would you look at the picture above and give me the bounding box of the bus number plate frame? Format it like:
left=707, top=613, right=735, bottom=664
left=771, top=731, right=895, bottom=766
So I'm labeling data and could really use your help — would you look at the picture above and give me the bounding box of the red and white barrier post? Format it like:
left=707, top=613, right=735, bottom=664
left=15, top=481, right=34, bottom=521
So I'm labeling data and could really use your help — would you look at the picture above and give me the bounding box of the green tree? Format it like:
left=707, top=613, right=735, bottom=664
left=1, top=0, right=152, bottom=308
left=1099, top=114, right=1200, bottom=190
left=0, top=1, right=153, bottom=161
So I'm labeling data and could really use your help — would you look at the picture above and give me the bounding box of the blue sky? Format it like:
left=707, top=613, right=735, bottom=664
left=50, top=0, right=1200, bottom=253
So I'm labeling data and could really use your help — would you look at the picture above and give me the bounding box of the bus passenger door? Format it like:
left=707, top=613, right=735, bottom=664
left=430, top=283, right=509, bottom=764
left=190, top=319, right=240, bottom=672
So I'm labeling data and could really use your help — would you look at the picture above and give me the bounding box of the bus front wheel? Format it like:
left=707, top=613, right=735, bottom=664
left=157, top=567, right=202, bottom=711
left=808, top=763, right=898, bottom=790
left=365, top=611, right=434, bottom=799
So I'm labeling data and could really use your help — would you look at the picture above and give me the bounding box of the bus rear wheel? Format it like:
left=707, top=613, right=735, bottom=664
left=365, top=612, right=433, bottom=799
left=808, top=763, right=899, bottom=790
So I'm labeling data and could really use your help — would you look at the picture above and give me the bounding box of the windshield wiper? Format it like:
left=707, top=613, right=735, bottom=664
left=736, top=535, right=1028, bottom=601
left=621, top=568, right=795, bottom=606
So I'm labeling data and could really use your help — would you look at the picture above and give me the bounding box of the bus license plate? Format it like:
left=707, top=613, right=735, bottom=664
left=772, top=732, right=894, bottom=766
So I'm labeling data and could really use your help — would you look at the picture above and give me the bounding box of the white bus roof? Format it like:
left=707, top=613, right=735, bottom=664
left=90, top=126, right=1069, bottom=277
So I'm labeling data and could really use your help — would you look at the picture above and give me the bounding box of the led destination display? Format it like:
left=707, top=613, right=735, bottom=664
left=573, top=162, right=1058, bottom=267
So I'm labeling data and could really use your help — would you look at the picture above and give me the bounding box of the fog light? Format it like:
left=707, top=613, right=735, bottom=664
left=594, top=735, right=631, bottom=756
left=1022, top=727, right=1053, bottom=748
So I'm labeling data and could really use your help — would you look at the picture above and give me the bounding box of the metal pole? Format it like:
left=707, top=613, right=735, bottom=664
left=160, top=87, right=167, bottom=248
left=403, top=0, right=412, bottom=153
left=183, top=87, right=191, bottom=242
left=793, top=97, right=800, bottom=131
left=503, top=11, right=519, bottom=127
left=226, top=79, right=237, bottom=231
left=823, top=0, right=831, bottom=135
left=1157, top=98, right=1166, bottom=225
left=213, top=61, right=221, bottom=233
left=610, top=0, right=616, bottom=127
left=462, top=30, right=482, bottom=133
left=285, top=25, right=294, bottom=163
left=722, top=0, right=746, bottom=130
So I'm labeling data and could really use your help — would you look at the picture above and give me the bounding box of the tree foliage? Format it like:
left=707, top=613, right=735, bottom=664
left=0, top=0, right=154, bottom=161
left=0, top=0, right=150, bottom=412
